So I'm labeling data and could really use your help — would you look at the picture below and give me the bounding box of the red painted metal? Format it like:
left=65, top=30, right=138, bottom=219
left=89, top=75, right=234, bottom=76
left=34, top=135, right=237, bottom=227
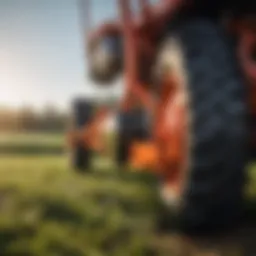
left=73, top=0, right=256, bottom=181
left=88, top=0, right=184, bottom=39
left=118, top=0, right=185, bottom=113
left=86, top=0, right=186, bottom=115
left=240, top=31, right=256, bottom=83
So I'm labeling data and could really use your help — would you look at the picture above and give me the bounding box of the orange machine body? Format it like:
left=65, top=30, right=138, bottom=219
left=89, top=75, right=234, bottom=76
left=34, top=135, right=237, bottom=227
left=73, top=0, right=256, bottom=186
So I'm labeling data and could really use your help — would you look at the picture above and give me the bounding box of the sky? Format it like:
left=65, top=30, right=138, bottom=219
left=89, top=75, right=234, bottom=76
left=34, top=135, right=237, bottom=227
left=0, top=0, right=122, bottom=110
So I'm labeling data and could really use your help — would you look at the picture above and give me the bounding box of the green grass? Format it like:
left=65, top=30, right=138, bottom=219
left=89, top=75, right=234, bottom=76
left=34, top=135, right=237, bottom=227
left=0, top=133, right=255, bottom=255
left=0, top=133, right=64, bottom=155
left=0, top=154, right=161, bottom=256
left=0, top=133, right=63, bottom=145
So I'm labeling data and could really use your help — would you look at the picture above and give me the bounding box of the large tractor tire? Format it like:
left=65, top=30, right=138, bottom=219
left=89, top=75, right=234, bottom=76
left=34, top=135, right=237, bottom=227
left=71, top=99, right=93, bottom=172
left=156, top=18, right=248, bottom=233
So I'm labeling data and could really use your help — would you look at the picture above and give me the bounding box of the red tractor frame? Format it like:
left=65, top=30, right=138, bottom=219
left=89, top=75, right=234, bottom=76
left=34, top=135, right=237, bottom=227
left=70, top=0, right=256, bottom=231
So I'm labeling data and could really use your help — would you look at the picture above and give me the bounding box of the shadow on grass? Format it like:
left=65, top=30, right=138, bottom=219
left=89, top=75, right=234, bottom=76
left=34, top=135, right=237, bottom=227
left=41, top=198, right=85, bottom=226
left=75, top=166, right=157, bottom=186
left=151, top=198, right=256, bottom=256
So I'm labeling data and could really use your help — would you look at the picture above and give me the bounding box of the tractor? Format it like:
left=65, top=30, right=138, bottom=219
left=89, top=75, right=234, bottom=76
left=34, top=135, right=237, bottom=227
left=70, top=0, right=256, bottom=232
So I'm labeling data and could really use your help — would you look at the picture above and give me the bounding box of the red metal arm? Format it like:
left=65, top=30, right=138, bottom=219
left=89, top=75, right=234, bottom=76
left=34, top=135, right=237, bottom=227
left=135, top=0, right=185, bottom=36
left=79, top=0, right=187, bottom=152
left=88, top=0, right=185, bottom=44
left=86, top=0, right=185, bottom=134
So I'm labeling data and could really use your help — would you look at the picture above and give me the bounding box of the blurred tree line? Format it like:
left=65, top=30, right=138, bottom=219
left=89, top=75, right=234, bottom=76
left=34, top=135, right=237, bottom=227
left=0, top=96, right=118, bottom=133
left=0, top=105, right=69, bottom=132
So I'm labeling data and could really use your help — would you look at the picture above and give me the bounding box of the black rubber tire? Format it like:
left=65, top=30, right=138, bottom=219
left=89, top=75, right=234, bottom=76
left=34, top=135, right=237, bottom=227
left=116, top=130, right=150, bottom=166
left=72, top=144, right=92, bottom=172
left=71, top=99, right=93, bottom=172
left=116, top=132, right=131, bottom=166
left=156, top=18, right=248, bottom=233
left=116, top=110, right=150, bottom=166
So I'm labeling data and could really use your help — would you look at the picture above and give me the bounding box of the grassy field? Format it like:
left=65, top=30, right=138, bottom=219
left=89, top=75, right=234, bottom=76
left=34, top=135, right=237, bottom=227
left=0, top=133, right=64, bottom=155
left=0, top=133, right=255, bottom=256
